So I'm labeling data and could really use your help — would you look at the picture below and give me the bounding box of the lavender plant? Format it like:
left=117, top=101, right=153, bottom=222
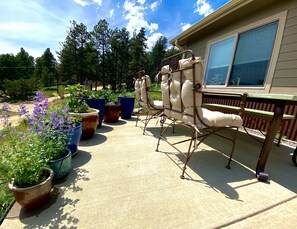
left=0, top=92, right=75, bottom=187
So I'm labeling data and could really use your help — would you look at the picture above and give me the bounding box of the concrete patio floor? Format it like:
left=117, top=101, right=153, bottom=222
left=2, top=117, right=297, bottom=228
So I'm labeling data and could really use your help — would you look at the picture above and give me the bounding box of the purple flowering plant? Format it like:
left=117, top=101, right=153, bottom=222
left=0, top=92, right=75, bottom=187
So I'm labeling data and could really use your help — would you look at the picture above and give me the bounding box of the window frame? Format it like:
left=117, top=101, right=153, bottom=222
left=203, top=11, right=287, bottom=93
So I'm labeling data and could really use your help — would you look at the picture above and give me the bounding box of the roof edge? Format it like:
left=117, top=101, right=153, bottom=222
left=170, top=0, right=255, bottom=45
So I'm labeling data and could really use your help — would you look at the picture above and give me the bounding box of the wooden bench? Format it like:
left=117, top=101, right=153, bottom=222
left=202, top=102, right=295, bottom=145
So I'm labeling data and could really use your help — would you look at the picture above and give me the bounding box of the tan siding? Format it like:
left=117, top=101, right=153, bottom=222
left=272, top=77, right=297, bottom=86
left=272, top=3, right=297, bottom=90
left=282, top=33, right=297, bottom=44
left=276, top=60, right=297, bottom=69
left=279, top=42, right=297, bottom=53
left=285, top=16, right=297, bottom=27
left=287, top=5, right=297, bottom=18
left=278, top=51, right=297, bottom=61
left=274, top=69, right=296, bottom=78
left=284, top=24, right=297, bottom=36
left=188, top=41, right=207, bottom=58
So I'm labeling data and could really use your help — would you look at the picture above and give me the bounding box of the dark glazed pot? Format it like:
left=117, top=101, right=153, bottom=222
left=104, top=104, right=121, bottom=123
left=118, top=97, right=135, bottom=119
left=47, top=149, right=72, bottom=181
left=68, top=122, right=82, bottom=156
left=8, top=168, right=54, bottom=210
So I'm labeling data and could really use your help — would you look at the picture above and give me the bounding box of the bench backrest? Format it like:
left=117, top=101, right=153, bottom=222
left=160, top=50, right=204, bottom=126
left=134, top=71, right=153, bottom=109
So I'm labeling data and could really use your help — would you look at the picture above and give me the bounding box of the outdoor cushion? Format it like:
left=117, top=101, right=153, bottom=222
left=161, top=56, right=242, bottom=129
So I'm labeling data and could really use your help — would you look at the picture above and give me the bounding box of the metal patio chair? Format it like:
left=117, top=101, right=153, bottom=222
left=156, top=50, right=245, bottom=179
left=134, top=70, right=163, bottom=135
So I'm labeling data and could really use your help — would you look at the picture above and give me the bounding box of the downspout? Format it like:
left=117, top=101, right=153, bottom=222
left=174, top=39, right=183, bottom=50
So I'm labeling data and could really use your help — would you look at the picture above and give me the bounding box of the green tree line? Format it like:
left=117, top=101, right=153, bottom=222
left=0, top=19, right=179, bottom=99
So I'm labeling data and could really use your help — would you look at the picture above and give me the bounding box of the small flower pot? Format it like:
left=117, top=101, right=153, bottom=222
left=47, top=149, right=72, bottom=181
left=8, top=168, right=54, bottom=210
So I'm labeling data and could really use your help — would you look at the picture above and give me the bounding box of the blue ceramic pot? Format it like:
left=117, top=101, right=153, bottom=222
left=118, top=97, right=135, bottom=119
left=83, top=98, right=105, bottom=127
left=68, top=122, right=82, bottom=156
left=47, top=149, right=72, bottom=181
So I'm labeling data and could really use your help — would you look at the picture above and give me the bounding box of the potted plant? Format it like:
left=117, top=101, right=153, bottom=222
left=66, top=84, right=99, bottom=140
left=0, top=100, right=54, bottom=210
left=81, top=88, right=106, bottom=128
left=118, top=86, right=135, bottom=119
left=100, top=89, right=121, bottom=123
left=19, top=92, right=74, bottom=181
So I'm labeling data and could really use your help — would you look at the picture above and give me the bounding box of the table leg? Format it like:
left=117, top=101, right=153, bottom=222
left=256, top=104, right=285, bottom=174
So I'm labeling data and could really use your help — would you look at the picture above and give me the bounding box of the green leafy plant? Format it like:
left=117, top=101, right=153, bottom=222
left=65, top=84, right=90, bottom=113
left=98, top=89, right=120, bottom=105
left=118, top=85, right=135, bottom=98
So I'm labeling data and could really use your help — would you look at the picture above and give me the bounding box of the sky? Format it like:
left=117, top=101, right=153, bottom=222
left=0, top=0, right=230, bottom=59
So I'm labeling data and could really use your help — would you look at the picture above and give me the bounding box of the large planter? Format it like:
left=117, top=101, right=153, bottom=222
left=83, top=98, right=105, bottom=128
left=69, top=109, right=99, bottom=140
left=68, top=122, right=82, bottom=156
left=8, top=167, right=54, bottom=210
left=104, top=104, right=121, bottom=123
left=118, top=96, right=135, bottom=119
left=47, top=149, right=72, bottom=181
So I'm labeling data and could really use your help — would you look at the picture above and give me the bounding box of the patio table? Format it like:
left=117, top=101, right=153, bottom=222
left=204, top=92, right=297, bottom=177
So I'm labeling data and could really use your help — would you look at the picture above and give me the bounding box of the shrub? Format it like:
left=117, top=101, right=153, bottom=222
left=3, top=78, right=39, bottom=99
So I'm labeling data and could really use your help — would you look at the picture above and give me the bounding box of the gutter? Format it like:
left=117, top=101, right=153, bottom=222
left=170, top=0, right=255, bottom=45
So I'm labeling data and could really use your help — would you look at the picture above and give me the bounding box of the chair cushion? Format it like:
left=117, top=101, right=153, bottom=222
left=182, top=108, right=242, bottom=128
left=153, top=100, right=163, bottom=109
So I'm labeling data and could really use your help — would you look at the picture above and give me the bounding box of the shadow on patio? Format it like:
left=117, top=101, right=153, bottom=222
left=2, top=118, right=297, bottom=228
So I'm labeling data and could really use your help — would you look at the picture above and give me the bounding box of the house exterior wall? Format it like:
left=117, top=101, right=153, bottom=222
left=272, top=4, right=297, bottom=94
left=185, top=0, right=297, bottom=95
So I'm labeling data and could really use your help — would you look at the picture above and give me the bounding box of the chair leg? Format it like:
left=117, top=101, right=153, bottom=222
left=156, top=115, right=166, bottom=152
left=226, top=128, right=239, bottom=169
left=180, top=131, right=196, bottom=179
left=143, top=110, right=150, bottom=135
left=135, top=111, right=140, bottom=127
left=172, top=121, right=176, bottom=133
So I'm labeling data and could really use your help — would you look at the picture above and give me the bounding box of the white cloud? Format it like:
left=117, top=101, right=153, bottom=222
left=92, top=0, right=102, bottom=6
left=146, top=32, right=163, bottom=50
left=123, top=0, right=158, bottom=34
left=180, top=23, right=191, bottom=31
left=137, top=0, right=146, bottom=5
left=109, top=9, right=114, bottom=18
left=194, top=0, right=214, bottom=17
left=73, top=0, right=89, bottom=7
left=150, top=1, right=158, bottom=11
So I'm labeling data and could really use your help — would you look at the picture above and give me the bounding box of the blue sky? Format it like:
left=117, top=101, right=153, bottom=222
left=0, top=0, right=230, bottom=59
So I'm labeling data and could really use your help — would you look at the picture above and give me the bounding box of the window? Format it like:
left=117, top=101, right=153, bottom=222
left=205, top=21, right=278, bottom=87
left=205, top=37, right=235, bottom=85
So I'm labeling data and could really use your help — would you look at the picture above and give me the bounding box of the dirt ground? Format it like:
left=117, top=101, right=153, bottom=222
left=0, top=96, right=61, bottom=128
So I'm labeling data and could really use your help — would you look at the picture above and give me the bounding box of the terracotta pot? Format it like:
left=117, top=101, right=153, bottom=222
left=69, top=109, right=99, bottom=140
left=104, top=104, right=121, bottom=123
left=8, top=168, right=54, bottom=210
